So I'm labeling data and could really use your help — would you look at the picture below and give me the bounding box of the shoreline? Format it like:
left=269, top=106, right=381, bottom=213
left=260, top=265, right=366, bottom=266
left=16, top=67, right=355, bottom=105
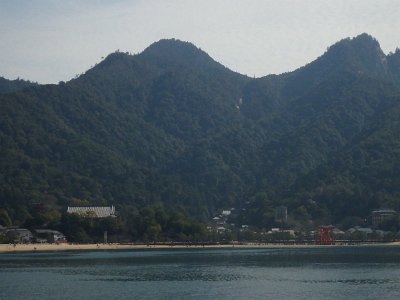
left=1, top=242, right=399, bottom=253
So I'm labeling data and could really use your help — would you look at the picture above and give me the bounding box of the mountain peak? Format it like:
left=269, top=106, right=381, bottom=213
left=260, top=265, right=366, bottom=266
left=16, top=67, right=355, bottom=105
left=327, top=33, right=386, bottom=66
left=146, top=38, right=198, bottom=49
left=349, top=33, right=378, bottom=44
left=331, top=33, right=385, bottom=56
left=314, top=33, right=387, bottom=75
left=139, top=38, right=223, bottom=71
left=281, top=33, right=390, bottom=98
left=142, top=38, right=204, bottom=57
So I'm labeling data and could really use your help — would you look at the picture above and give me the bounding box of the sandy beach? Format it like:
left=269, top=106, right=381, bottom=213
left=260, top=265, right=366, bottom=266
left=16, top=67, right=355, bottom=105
left=0, top=243, right=286, bottom=253
left=1, top=242, right=399, bottom=253
left=0, top=243, right=159, bottom=253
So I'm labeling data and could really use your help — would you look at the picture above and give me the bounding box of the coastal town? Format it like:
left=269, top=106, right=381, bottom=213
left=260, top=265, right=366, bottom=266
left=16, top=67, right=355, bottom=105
left=1, top=204, right=399, bottom=251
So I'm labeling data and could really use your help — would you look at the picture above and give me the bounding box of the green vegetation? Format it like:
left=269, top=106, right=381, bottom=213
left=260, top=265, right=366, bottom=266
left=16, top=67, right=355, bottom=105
left=1, top=34, right=400, bottom=241
left=55, top=203, right=206, bottom=243
left=0, top=76, right=36, bottom=94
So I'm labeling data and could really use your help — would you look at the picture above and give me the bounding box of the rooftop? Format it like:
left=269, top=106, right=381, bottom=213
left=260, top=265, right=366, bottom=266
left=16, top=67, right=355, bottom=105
left=67, top=206, right=116, bottom=218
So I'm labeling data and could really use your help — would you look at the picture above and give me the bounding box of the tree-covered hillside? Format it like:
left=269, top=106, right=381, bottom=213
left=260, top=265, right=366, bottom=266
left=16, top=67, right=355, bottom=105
left=1, top=34, right=400, bottom=234
left=0, top=77, right=37, bottom=95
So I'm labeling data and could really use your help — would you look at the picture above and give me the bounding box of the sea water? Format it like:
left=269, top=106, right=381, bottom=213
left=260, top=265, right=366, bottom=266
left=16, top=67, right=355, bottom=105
left=1, top=246, right=400, bottom=299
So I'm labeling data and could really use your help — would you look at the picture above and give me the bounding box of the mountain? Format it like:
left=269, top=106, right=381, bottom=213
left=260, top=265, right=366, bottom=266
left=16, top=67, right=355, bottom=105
left=0, top=40, right=252, bottom=224
left=238, top=34, right=400, bottom=224
left=1, top=34, right=400, bottom=233
left=0, top=77, right=37, bottom=94
left=387, top=49, right=400, bottom=81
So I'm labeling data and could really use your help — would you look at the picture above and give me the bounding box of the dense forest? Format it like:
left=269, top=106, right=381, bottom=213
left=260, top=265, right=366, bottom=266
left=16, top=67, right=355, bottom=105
left=0, top=77, right=37, bottom=95
left=1, top=33, right=400, bottom=241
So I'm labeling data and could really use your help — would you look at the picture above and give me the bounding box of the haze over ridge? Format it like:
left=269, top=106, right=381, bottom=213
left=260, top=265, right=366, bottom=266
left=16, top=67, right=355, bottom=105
left=1, top=0, right=399, bottom=83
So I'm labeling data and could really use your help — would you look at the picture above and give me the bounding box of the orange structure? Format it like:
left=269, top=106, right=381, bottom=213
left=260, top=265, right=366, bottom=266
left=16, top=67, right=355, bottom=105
left=315, top=226, right=335, bottom=245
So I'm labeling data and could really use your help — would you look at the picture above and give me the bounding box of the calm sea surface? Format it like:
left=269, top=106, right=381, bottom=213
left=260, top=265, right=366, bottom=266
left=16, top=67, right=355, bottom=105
left=1, top=246, right=400, bottom=300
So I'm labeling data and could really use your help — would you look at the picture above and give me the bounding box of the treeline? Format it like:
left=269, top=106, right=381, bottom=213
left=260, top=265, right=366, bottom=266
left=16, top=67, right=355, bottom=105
left=68, top=205, right=209, bottom=243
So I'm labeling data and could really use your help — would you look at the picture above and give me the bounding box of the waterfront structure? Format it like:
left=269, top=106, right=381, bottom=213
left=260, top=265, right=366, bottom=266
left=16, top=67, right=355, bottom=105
left=347, top=226, right=373, bottom=235
left=35, top=229, right=67, bottom=243
left=2, top=228, right=33, bottom=243
left=67, top=206, right=116, bottom=218
left=371, top=209, right=396, bottom=226
left=267, top=228, right=295, bottom=237
left=315, top=226, right=335, bottom=245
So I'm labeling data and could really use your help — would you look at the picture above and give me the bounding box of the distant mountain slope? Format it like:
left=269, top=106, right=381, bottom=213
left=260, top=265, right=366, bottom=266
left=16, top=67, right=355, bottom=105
left=1, top=34, right=400, bottom=228
left=387, top=49, right=400, bottom=81
left=238, top=34, right=400, bottom=225
left=242, top=35, right=399, bottom=183
left=0, top=40, right=253, bottom=223
left=0, top=77, right=37, bottom=94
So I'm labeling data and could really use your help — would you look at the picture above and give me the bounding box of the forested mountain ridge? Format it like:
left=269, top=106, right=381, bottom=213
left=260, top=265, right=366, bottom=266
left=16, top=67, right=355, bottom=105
left=234, top=34, right=400, bottom=227
left=1, top=34, right=400, bottom=232
left=0, top=76, right=37, bottom=95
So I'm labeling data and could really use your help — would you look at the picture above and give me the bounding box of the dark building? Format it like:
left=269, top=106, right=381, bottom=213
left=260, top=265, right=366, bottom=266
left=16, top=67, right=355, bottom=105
left=35, top=229, right=67, bottom=243
left=372, top=209, right=396, bottom=226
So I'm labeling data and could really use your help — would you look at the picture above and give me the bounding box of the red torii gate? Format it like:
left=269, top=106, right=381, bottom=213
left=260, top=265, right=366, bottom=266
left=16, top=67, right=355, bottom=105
left=315, top=226, right=335, bottom=245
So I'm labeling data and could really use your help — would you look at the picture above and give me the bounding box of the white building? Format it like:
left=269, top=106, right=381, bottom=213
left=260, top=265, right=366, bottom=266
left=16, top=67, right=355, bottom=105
left=67, top=206, right=116, bottom=218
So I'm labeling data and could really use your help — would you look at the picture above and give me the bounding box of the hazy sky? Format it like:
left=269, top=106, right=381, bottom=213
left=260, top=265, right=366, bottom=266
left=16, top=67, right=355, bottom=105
left=1, top=0, right=399, bottom=83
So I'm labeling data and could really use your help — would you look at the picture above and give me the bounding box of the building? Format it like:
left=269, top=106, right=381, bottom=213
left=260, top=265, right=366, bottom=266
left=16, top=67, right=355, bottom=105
left=35, top=229, right=67, bottom=243
left=347, top=226, right=373, bottom=235
left=3, top=228, right=33, bottom=243
left=67, top=206, right=116, bottom=218
left=221, top=210, right=231, bottom=217
left=371, top=209, right=396, bottom=226
left=217, top=226, right=227, bottom=233
left=267, top=228, right=295, bottom=237
left=332, top=228, right=345, bottom=236
left=275, top=206, right=287, bottom=223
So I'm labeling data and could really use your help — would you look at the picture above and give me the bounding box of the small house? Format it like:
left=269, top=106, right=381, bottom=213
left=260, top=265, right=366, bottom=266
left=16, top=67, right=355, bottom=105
left=4, top=228, right=33, bottom=243
left=35, top=229, right=67, bottom=243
